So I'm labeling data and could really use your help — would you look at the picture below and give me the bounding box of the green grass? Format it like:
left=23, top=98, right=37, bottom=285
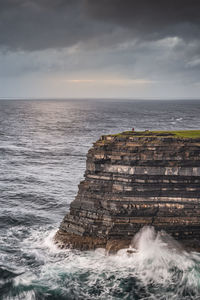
left=155, top=130, right=200, bottom=139
left=109, top=130, right=200, bottom=139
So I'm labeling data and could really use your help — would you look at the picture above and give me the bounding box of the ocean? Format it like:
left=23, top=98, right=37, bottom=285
left=0, top=99, right=200, bottom=300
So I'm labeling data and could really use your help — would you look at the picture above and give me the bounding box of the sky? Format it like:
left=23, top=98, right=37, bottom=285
left=0, top=0, right=200, bottom=99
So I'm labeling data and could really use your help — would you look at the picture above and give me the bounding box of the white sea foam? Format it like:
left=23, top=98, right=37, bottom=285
left=3, top=290, right=36, bottom=300
left=42, top=229, right=61, bottom=253
left=12, top=225, right=200, bottom=299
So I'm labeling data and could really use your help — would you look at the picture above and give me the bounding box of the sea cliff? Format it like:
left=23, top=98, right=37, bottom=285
left=55, top=130, right=200, bottom=252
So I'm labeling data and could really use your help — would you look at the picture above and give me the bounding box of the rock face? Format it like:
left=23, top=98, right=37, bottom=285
left=55, top=131, right=200, bottom=252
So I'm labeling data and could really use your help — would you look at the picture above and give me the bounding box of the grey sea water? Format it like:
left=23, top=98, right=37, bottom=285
left=0, top=99, right=200, bottom=300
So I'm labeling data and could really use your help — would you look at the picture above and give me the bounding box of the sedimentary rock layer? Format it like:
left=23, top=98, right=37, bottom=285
left=55, top=131, right=200, bottom=251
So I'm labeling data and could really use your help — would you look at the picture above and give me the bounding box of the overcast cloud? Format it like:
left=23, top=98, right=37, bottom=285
left=0, top=0, right=200, bottom=98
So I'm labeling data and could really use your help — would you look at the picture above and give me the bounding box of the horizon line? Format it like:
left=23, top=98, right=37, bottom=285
left=0, top=97, right=200, bottom=101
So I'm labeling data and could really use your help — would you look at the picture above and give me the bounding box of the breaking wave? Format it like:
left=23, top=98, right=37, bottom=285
left=1, top=226, right=200, bottom=300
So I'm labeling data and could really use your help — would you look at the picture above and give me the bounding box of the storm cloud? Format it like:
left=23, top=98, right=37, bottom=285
left=86, top=0, right=200, bottom=38
left=0, top=0, right=200, bottom=98
left=0, top=0, right=106, bottom=51
left=0, top=0, right=200, bottom=51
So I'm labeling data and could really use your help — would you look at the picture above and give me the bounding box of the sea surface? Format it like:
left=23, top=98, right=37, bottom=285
left=0, top=99, right=200, bottom=300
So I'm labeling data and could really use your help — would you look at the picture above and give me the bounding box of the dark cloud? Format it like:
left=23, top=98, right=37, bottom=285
left=0, top=0, right=107, bottom=51
left=86, top=0, right=200, bottom=25
left=1, top=0, right=200, bottom=51
left=85, top=0, right=200, bottom=40
left=1, top=0, right=200, bottom=99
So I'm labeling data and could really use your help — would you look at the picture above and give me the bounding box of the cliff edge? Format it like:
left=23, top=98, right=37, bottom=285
left=55, top=130, right=200, bottom=252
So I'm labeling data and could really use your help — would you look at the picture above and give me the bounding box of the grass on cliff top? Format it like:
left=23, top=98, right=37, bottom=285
left=110, top=130, right=200, bottom=139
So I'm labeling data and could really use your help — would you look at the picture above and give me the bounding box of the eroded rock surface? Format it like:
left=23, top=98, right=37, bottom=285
left=55, top=131, right=200, bottom=252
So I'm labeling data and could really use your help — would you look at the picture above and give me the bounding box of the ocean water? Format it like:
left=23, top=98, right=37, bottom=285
left=0, top=99, right=200, bottom=300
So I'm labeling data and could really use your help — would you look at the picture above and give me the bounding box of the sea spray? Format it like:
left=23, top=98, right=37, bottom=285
left=6, top=226, right=199, bottom=300
left=129, top=227, right=196, bottom=286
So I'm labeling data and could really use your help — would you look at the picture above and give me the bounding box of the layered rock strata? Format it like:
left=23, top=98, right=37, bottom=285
left=55, top=131, right=200, bottom=252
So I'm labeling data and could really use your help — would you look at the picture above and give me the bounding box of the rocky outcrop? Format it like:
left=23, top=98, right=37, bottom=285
left=55, top=131, right=200, bottom=252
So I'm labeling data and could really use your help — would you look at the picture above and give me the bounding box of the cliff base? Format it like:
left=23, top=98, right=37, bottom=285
left=54, top=230, right=131, bottom=253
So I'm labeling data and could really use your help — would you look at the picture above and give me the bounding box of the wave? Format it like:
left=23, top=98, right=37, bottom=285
left=6, top=226, right=200, bottom=300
